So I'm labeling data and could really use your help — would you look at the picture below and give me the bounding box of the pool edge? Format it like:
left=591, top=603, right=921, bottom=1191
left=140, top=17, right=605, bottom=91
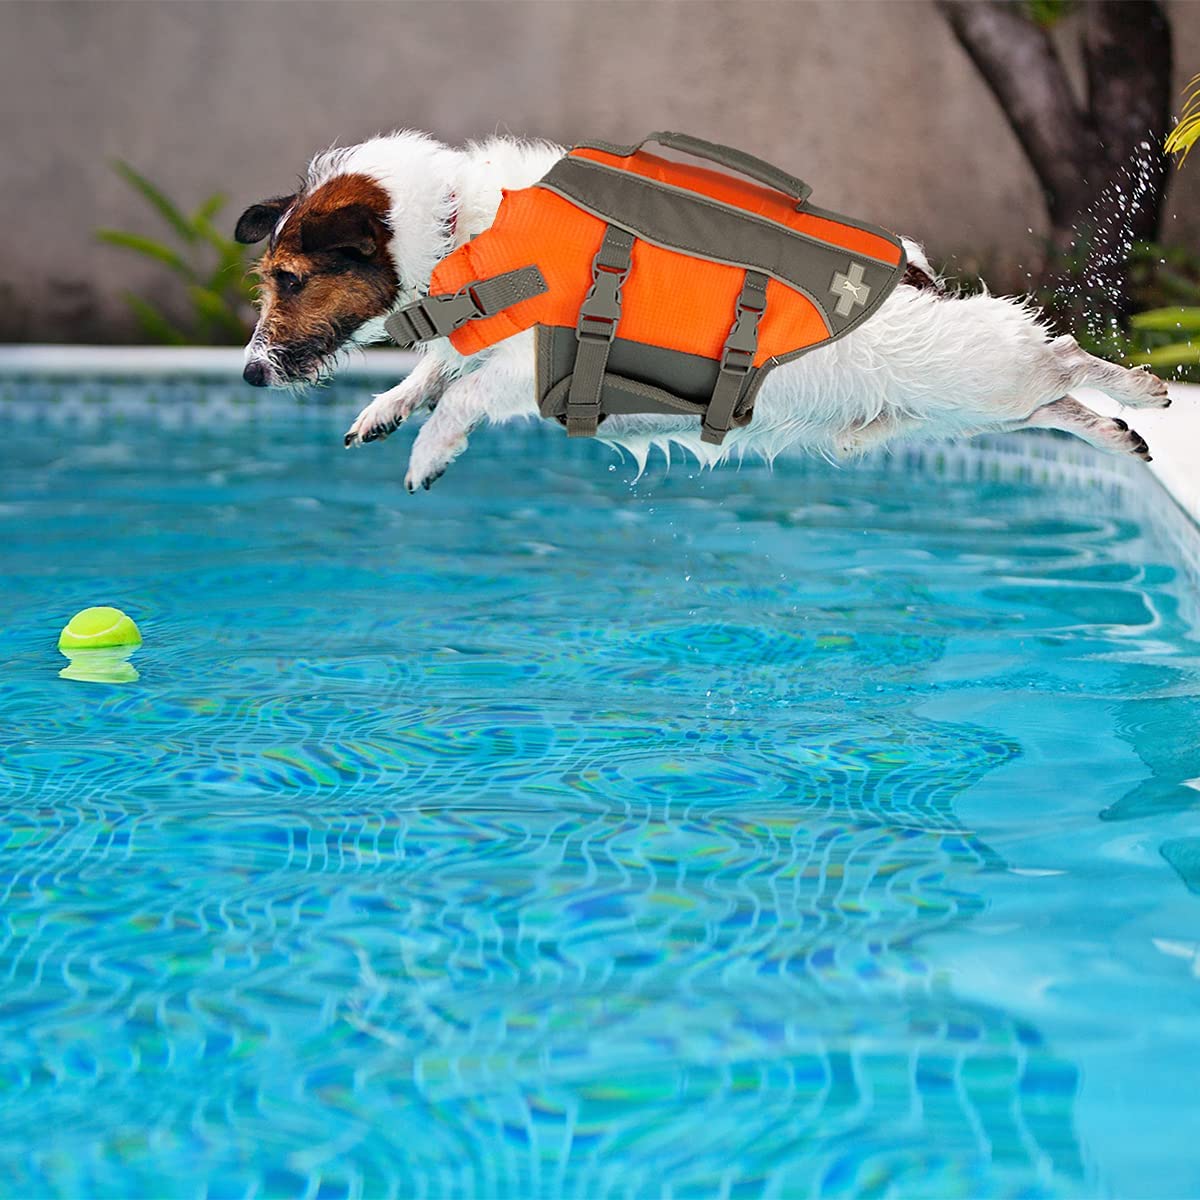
left=1, top=344, right=1197, bottom=539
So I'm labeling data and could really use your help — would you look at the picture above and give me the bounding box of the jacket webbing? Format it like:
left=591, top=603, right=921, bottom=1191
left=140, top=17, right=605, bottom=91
left=566, top=225, right=634, bottom=438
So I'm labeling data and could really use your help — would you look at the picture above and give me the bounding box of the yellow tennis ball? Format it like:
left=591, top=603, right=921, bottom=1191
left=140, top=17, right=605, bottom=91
left=58, top=606, right=142, bottom=652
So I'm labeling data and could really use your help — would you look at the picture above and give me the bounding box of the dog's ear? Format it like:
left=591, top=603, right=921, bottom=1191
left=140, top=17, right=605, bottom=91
left=300, top=205, right=388, bottom=259
left=234, top=195, right=296, bottom=245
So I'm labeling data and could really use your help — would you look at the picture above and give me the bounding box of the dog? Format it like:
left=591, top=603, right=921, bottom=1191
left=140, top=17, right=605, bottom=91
left=235, top=131, right=1170, bottom=492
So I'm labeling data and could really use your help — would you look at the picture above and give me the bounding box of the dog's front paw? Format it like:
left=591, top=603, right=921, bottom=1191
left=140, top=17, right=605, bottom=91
left=344, top=385, right=426, bottom=448
left=407, top=464, right=448, bottom=492
left=404, top=430, right=469, bottom=494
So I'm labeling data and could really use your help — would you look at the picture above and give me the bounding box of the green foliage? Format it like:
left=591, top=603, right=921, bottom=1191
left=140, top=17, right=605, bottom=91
left=1022, top=0, right=1076, bottom=29
left=1113, top=76, right=1200, bottom=372
left=1128, top=307, right=1200, bottom=369
left=96, top=162, right=255, bottom=345
left=1129, top=306, right=1200, bottom=332
left=1101, top=243, right=1200, bottom=380
left=1165, top=74, right=1200, bottom=163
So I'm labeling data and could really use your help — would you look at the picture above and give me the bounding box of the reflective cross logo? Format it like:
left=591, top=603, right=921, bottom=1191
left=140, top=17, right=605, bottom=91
left=831, top=262, right=871, bottom=317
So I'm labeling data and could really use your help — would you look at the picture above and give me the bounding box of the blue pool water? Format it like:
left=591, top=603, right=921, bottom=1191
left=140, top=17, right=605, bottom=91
left=2, top=381, right=1200, bottom=1198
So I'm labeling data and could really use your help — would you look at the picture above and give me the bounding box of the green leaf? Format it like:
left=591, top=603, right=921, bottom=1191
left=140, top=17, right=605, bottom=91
left=121, top=292, right=190, bottom=345
left=1128, top=342, right=1200, bottom=369
left=1129, top=306, right=1200, bottom=333
left=1166, top=117, right=1200, bottom=162
left=187, top=285, right=249, bottom=341
left=193, top=192, right=227, bottom=225
left=209, top=266, right=255, bottom=313
left=1154, top=266, right=1200, bottom=304
left=195, top=220, right=255, bottom=305
left=194, top=213, right=244, bottom=261
left=210, top=252, right=253, bottom=300
left=1166, top=75, right=1200, bottom=162
left=1023, top=0, right=1075, bottom=28
left=96, top=230, right=196, bottom=281
left=113, top=160, right=196, bottom=243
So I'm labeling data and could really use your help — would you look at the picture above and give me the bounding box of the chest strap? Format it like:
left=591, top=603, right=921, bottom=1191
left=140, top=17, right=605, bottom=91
left=701, top=270, right=768, bottom=446
left=385, top=265, right=547, bottom=347
left=565, top=225, right=635, bottom=438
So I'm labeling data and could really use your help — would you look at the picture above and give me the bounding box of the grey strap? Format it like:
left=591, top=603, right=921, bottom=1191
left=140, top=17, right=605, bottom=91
left=385, top=264, right=547, bottom=347
left=576, top=131, right=813, bottom=210
left=702, top=271, right=768, bottom=446
left=565, top=225, right=635, bottom=438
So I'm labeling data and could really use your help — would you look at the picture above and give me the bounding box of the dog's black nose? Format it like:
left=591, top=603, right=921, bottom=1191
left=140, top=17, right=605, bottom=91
left=243, top=360, right=269, bottom=387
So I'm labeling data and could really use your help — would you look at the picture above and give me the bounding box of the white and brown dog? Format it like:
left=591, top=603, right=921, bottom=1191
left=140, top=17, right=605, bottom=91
left=236, top=131, right=1170, bottom=492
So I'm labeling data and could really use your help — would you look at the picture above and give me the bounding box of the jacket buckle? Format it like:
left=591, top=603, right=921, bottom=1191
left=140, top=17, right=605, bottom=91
left=577, top=254, right=630, bottom=345
left=720, top=296, right=765, bottom=375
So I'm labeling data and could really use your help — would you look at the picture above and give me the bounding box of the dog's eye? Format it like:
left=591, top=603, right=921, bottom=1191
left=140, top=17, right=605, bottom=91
left=274, top=271, right=304, bottom=296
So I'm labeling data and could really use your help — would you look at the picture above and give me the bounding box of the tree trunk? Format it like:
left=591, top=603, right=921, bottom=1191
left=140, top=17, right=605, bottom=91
left=936, top=0, right=1172, bottom=324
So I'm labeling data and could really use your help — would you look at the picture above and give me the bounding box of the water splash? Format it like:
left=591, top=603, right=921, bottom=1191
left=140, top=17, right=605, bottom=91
left=1050, top=135, right=1167, bottom=344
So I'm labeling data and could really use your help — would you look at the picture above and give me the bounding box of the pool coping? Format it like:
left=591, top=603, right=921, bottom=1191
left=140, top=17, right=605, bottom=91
left=1, top=343, right=1197, bottom=532
left=0, top=343, right=420, bottom=381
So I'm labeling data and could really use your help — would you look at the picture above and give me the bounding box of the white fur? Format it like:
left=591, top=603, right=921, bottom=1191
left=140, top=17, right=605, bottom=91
left=246, top=132, right=1171, bottom=490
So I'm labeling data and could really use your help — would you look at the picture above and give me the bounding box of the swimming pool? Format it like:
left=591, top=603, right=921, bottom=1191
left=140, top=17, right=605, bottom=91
left=2, top=376, right=1199, bottom=1198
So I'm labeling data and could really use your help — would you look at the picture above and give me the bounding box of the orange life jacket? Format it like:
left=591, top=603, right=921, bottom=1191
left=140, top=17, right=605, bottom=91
left=386, top=133, right=906, bottom=445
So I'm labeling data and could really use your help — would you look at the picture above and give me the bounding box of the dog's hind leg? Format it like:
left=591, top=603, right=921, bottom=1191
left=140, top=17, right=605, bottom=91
left=344, top=353, right=450, bottom=448
left=1051, top=335, right=1170, bottom=409
left=1015, top=395, right=1152, bottom=460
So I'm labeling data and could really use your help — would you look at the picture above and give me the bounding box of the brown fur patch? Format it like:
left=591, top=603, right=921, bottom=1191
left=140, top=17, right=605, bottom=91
left=268, top=175, right=392, bottom=252
left=901, top=263, right=943, bottom=293
left=251, top=174, right=399, bottom=380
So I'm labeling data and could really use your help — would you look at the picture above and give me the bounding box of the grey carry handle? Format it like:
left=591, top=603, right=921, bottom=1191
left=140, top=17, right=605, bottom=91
left=582, top=131, right=813, bottom=209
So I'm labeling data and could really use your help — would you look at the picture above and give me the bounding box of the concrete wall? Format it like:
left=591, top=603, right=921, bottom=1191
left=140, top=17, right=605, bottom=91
left=2, top=0, right=1198, bottom=343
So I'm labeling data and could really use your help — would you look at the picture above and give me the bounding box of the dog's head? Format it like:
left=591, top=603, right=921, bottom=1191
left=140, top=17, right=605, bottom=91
left=235, top=174, right=400, bottom=386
